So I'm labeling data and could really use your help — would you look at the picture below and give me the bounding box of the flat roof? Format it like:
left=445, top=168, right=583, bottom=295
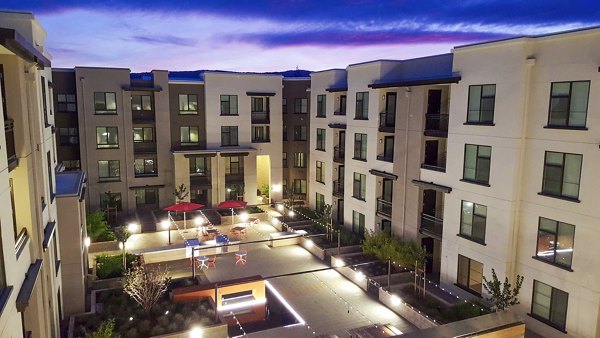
left=55, top=170, right=86, bottom=198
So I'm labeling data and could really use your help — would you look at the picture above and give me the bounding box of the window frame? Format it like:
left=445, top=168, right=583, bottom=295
left=316, top=94, right=326, bottom=117
left=353, top=133, right=367, bottom=161
left=58, top=127, right=79, bottom=145
left=352, top=172, right=366, bottom=201
left=530, top=280, right=569, bottom=332
left=462, top=144, right=491, bottom=185
left=355, top=92, right=369, bottom=120
left=294, top=126, right=308, bottom=141
left=56, top=94, right=76, bottom=112
left=459, top=200, right=487, bottom=244
left=315, top=193, right=325, bottom=213
left=100, top=192, right=122, bottom=211
left=282, top=98, right=287, bottom=114
left=293, top=152, right=306, bottom=168
left=316, top=128, right=326, bottom=151
left=534, top=217, right=575, bottom=270
left=294, top=98, right=308, bottom=114
left=546, top=81, right=590, bottom=130
left=540, top=151, right=582, bottom=201
left=98, top=160, right=120, bottom=181
left=180, top=126, right=200, bottom=146
left=220, top=95, right=238, bottom=116
left=293, top=179, right=307, bottom=195
left=96, top=127, right=119, bottom=149
left=466, top=84, right=496, bottom=125
left=134, top=158, right=157, bottom=177
left=352, top=210, right=365, bottom=237
left=133, top=127, right=154, bottom=143
left=179, top=94, right=198, bottom=115
left=456, top=254, right=483, bottom=296
left=94, top=92, right=117, bottom=114
left=282, top=152, right=287, bottom=167
left=221, top=126, right=239, bottom=146
left=316, top=161, right=325, bottom=184
left=251, top=126, right=270, bottom=143
left=131, top=94, right=153, bottom=111
left=189, top=157, right=210, bottom=176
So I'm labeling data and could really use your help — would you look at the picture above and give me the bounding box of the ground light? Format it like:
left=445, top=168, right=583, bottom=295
left=84, top=237, right=91, bottom=247
left=288, top=211, right=295, bottom=217
left=194, top=217, right=204, bottom=226
left=334, top=258, right=344, bottom=267
left=188, top=327, right=202, bottom=338
left=276, top=204, right=284, bottom=212
left=305, top=239, right=314, bottom=247
left=355, top=271, right=366, bottom=281
left=272, top=184, right=282, bottom=192
left=160, top=220, right=170, bottom=229
left=127, top=223, right=139, bottom=233
left=239, top=213, right=249, bottom=222
left=391, top=295, right=401, bottom=306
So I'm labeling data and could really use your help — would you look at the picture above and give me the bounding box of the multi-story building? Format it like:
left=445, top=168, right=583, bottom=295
left=0, top=11, right=63, bottom=338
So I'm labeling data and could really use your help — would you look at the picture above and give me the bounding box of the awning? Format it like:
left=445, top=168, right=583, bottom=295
left=184, top=153, right=217, bottom=158
left=221, top=152, right=250, bottom=157
left=369, top=75, right=461, bottom=89
left=412, top=179, right=452, bottom=193
left=121, top=85, right=162, bottom=92
left=16, top=259, right=43, bottom=312
left=328, top=123, right=347, bottom=129
left=129, top=184, right=165, bottom=190
left=246, top=91, right=276, bottom=97
left=42, top=221, right=56, bottom=250
left=369, top=169, right=398, bottom=180
left=326, top=86, right=348, bottom=92
left=0, top=28, right=51, bottom=68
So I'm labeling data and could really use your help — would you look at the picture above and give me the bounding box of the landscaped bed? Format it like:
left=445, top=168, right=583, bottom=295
left=337, top=252, right=404, bottom=277
left=72, top=288, right=218, bottom=338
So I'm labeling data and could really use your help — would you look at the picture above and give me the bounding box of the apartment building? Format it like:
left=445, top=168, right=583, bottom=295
left=0, top=11, right=63, bottom=338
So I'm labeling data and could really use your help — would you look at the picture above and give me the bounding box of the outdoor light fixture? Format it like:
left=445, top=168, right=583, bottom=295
left=161, top=220, right=170, bottom=230
left=240, top=213, right=249, bottom=222
left=227, top=188, right=232, bottom=192
left=276, top=204, right=284, bottom=212
left=218, top=299, right=267, bottom=312
left=84, top=237, right=91, bottom=247
left=306, top=239, right=314, bottom=247
left=391, top=295, right=401, bottom=306
left=356, top=271, right=366, bottom=281
left=127, top=223, right=139, bottom=233
left=334, top=258, right=344, bottom=267
left=189, top=327, right=203, bottom=338
left=272, top=184, right=282, bottom=192
left=194, top=217, right=204, bottom=226
left=118, top=242, right=124, bottom=250
left=272, top=218, right=280, bottom=225
left=288, top=211, right=295, bottom=217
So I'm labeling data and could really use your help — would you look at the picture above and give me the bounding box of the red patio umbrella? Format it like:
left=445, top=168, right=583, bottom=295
left=218, top=200, right=247, bottom=224
left=164, top=202, right=204, bottom=229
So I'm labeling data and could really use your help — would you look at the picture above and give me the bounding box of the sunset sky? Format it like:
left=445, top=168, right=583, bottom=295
left=3, top=1, right=599, bottom=72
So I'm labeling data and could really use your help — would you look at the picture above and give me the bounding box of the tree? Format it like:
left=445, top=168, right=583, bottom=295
left=362, top=230, right=427, bottom=270
left=483, top=268, right=524, bottom=311
left=114, top=227, right=131, bottom=270
left=86, top=211, right=114, bottom=242
left=173, top=184, right=189, bottom=203
left=122, top=264, right=170, bottom=313
left=85, top=318, right=116, bottom=338
left=318, top=204, right=333, bottom=240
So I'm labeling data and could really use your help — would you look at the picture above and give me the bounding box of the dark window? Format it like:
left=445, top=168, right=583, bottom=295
left=179, top=94, right=198, bottom=114
left=536, top=217, right=575, bottom=269
left=96, top=127, right=119, bottom=148
left=282, top=98, right=287, bottom=114
left=316, top=128, right=326, bottom=151
left=541, top=151, right=582, bottom=200
left=61, top=160, right=80, bottom=171
left=293, top=179, right=307, bottom=194
left=0, top=219, right=5, bottom=290
left=94, top=92, right=117, bottom=114
left=467, top=85, right=496, bottom=123
left=58, top=128, right=79, bottom=145
left=131, top=94, right=152, bottom=111
left=354, top=133, right=367, bottom=160
left=294, top=98, right=308, bottom=113
left=251, top=97, right=267, bottom=112
left=100, top=192, right=122, bottom=211
left=460, top=201, right=487, bottom=243
left=251, top=126, right=270, bottom=142
left=134, top=158, right=157, bottom=176
left=133, top=127, right=154, bottom=143
left=352, top=210, right=365, bottom=237
left=190, top=157, right=210, bottom=176
left=353, top=172, right=366, bottom=200
left=316, top=161, right=325, bottom=183
left=316, top=95, right=326, bottom=117
left=531, top=280, right=568, bottom=331
left=221, top=126, right=239, bottom=146
left=547, top=81, right=589, bottom=128
left=98, top=160, right=120, bottom=181
left=180, top=126, right=199, bottom=145
left=225, top=156, right=243, bottom=175
left=294, top=152, right=306, bottom=168
left=220, top=95, right=238, bottom=115
left=282, top=152, right=287, bottom=167
left=136, top=188, right=157, bottom=205
left=294, top=126, right=308, bottom=141
left=457, top=254, right=483, bottom=294
left=316, top=193, right=325, bottom=213
left=463, top=144, right=491, bottom=184
left=41, top=76, right=49, bottom=126
left=47, top=151, right=54, bottom=200
left=57, top=94, right=76, bottom=112
left=283, top=124, right=287, bottom=141
left=355, top=92, right=369, bottom=119
left=338, top=95, right=347, bottom=115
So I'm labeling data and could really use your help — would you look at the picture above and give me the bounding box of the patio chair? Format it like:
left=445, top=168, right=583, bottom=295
left=207, top=256, right=216, bottom=268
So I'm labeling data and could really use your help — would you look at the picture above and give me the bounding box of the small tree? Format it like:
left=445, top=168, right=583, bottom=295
left=85, top=318, right=115, bottom=338
left=173, top=184, right=189, bottom=203
left=318, top=204, right=333, bottom=240
left=483, top=268, right=524, bottom=311
left=114, top=227, right=131, bottom=270
left=122, top=264, right=170, bottom=313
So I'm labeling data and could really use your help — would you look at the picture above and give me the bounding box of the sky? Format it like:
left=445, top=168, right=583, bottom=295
left=3, top=1, right=600, bottom=72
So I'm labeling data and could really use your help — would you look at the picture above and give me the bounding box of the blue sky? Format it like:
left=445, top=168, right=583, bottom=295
left=3, top=1, right=599, bottom=71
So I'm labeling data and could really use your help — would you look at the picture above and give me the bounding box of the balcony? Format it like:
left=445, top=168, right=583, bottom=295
left=134, top=142, right=157, bottom=154
left=225, top=173, right=244, bottom=183
left=190, top=174, right=212, bottom=188
left=251, top=136, right=270, bottom=143
left=379, top=112, right=396, bottom=132
left=5, top=119, right=17, bottom=170
left=132, top=110, right=155, bottom=122
left=424, top=114, right=449, bottom=137
left=332, top=180, right=344, bottom=198
left=421, top=151, right=447, bottom=172
left=420, top=213, right=443, bottom=239
left=251, top=111, right=270, bottom=124
left=333, top=146, right=345, bottom=164
left=376, top=198, right=392, bottom=218
left=377, top=152, right=394, bottom=163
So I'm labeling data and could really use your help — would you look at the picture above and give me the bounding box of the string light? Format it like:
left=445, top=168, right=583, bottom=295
left=229, top=311, right=247, bottom=337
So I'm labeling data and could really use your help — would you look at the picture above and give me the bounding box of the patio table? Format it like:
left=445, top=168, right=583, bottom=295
left=235, top=251, right=247, bottom=266
left=196, top=255, right=209, bottom=269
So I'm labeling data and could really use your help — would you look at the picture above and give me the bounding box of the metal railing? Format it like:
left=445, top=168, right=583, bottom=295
left=5, top=119, right=16, bottom=165
left=332, top=180, right=344, bottom=197
left=422, top=151, right=447, bottom=171
left=424, top=114, right=449, bottom=133
left=377, top=152, right=394, bottom=162
left=420, top=213, right=443, bottom=238
left=333, top=146, right=345, bottom=163
left=251, top=111, right=270, bottom=124
left=379, top=112, right=396, bottom=129
left=376, top=198, right=392, bottom=217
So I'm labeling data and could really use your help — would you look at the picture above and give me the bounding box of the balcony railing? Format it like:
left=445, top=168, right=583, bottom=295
left=379, top=112, right=396, bottom=132
left=251, top=136, right=270, bottom=143
left=332, top=180, right=344, bottom=198
left=132, top=110, right=155, bottom=122
left=377, top=152, right=394, bottom=163
left=190, top=174, right=211, bottom=187
left=15, top=228, right=29, bottom=259
left=4, top=119, right=17, bottom=169
left=251, top=111, right=270, bottom=124
left=421, top=151, right=447, bottom=172
left=424, top=114, right=449, bottom=136
left=376, top=198, right=392, bottom=218
left=133, top=142, right=157, bottom=154
left=333, top=146, right=345, bottom=163
left=420, top=213, right=443, bottom=239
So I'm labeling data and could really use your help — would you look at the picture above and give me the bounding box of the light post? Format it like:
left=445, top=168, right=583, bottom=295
left=161, top=220, right=171, bottom=245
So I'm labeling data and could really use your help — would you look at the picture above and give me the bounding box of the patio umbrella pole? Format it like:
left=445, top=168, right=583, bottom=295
left=231, top=208, right=234, bottom=225
left=184, top=212, right=187, bottom=230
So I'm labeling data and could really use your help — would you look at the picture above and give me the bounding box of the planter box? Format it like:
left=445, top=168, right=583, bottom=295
left=379, top=288, right=438, bottom=330
left=151, top=323, right=228, bottom=338
left=88, top=240, right=119, bottom=253
left=268, top=232, right=300, bottom=247
left=91, top=277, right=122, bottom=290
left=299, top=237, right=326, bottom=260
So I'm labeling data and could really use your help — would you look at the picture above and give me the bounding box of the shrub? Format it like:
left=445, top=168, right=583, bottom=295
left=362, top=230, right=426, bottom=269
left=86, top=211, right=115, bottom=242
left=95, top=253, right=137, bottom=279
left=446, top=301, right=489, bottom=321
left=85, top=318, right=115, bottom=338
left=122, top=264, right=170, bottom=312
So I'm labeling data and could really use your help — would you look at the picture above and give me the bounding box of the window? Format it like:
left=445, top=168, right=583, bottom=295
left=221, top=126, right=239, bottom=146
left=57, top=94, right=76, bottom=112
left=541, top=151, right=582, bottom=200
left=96, top=127, right=119, bottom=149
left=282, top=98, right=287, bottom=114
left=457, top=255, right=483, bottom=295
left=133, top=127, right=154, bottom=143
left=316, top=193, right=325, bottom=213
left=338, top=95, right=347, bottom=115
left=179, top=94, right=198, bottom=114
left=294, top=152, right=306, bottom=168
left=294, top=126, right=307, bottom=141
left=294, top=98, right=308, bottom=113
left=41, top=76, right=48, bottom=126
left=355, top=92, right=369, bottom=119
left=189, top=157, right=210, bottom=176
left=531, top=280, right=568, bottom=331
left=316, top=128, right=326, bottom=151
left=225, top=156, right=243, bottom=175
left=134, top=158, right=157, bottom=176
left=180, top=126, right=199, bottom=145
left=220, top=95, right=238, bottom=115
left=136, top=188, right=157, bottom=205
left=293, top=179, right=307, bottom=195
left=352, top=210, right=365, bottom=237
left=354, top=133, right=367, bottom=160
left=316, top=94, right=326, bottom=117
left=252, top=126, right=270, bottom=142
left=467, top=85, right=496, bottom=123
left=251, top=97, right=266, bottom=112
left=282, top=152, right=287, bottom=167
left=94, top=92, right=117, bottom=114
left=58, top=128, right=78, bottom=145
left=47, top=152, right=54, bottom=200
left=547, top=81, right=589, bottom=128
left=460, top=201, right=487, bottom=243
left=100, top=192, right=122, bottom=211
left=61, top=160, right=80, bottom=171
left=536, top=217, right=575, bottom=269
left=463, top=144, right=491, bottom=185
left=283, top=124, right=287, bottom=141
left=131, top=94, right=152, bottom=111
left=98, top=160, right=120, bottom=181
left=353, top=172, right=366, bottom=200
left=316, top=161, right=325, bottom=183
